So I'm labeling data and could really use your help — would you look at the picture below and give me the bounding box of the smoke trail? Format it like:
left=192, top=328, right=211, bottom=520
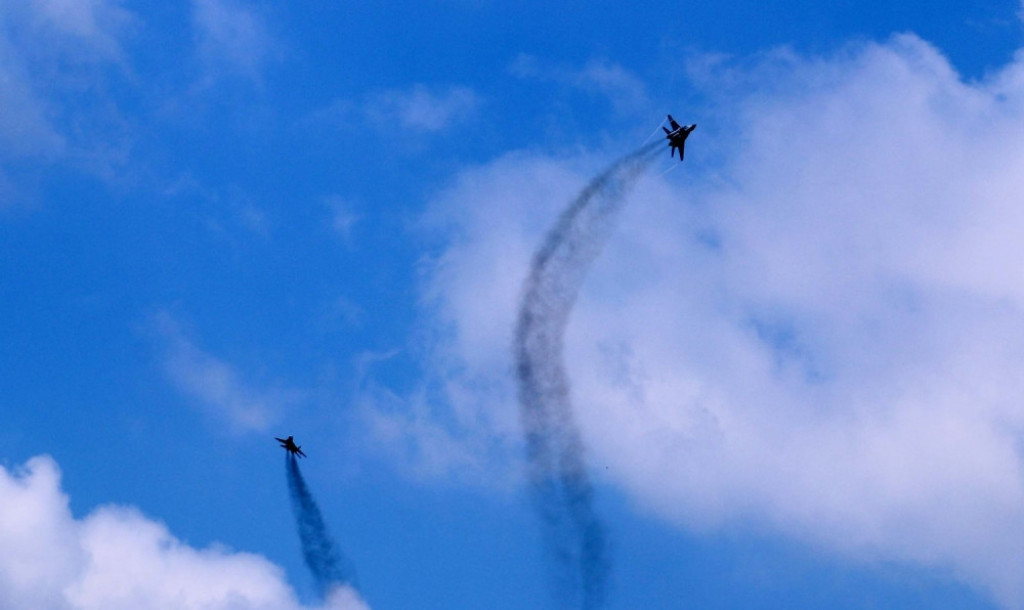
left=285, top=455, right=356, bottom=599
left=515, top=141, right=662, bottom=609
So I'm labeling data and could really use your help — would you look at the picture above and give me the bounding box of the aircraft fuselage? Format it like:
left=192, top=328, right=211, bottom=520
left=275, top=435, right=306, bottom=458
left=663, top=115, right=696, bottom=161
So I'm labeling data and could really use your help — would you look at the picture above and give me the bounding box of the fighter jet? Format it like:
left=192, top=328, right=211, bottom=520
left=663, top=114, right=696, bottom=161
left=275, top=435, right=307, bottom=458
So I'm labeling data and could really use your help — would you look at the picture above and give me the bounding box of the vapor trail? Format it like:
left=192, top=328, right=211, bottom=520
left=515, top=141, right=662, bottom=609
left=285, top=455, right=356, bottom=599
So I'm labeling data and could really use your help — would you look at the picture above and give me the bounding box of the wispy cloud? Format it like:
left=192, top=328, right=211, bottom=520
left=160, top=175, right=274, bottom=242
left=351, top=349, right=518, bottom=486
left=191, top=0, right=277, bottom=83
left=510, top=55, right=650, bottom=114
left=309, top=84, right=481, bottom=135
left=0, top=0, right=132, bottom=159
left=366, top=84, right=480, bottom=132
left=0, top=48, right=65, bottom=161
left=28, top=0, right=134, bottom=60
left=0, top=0, right=135, bottom=202
left=0, top=455, right=369, bottom=610
left=322, top=296, right=364, bottom=330
left=153, top=312, right=298, bottom=434
left=324, top=195, right=361, bottom=246
left=382, top=34, right=1024, bottom=608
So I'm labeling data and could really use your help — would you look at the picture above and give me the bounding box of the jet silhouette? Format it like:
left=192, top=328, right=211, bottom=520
left=663, top=114, right=696, bottom=161
left=275, top=435, right=307, bottom=458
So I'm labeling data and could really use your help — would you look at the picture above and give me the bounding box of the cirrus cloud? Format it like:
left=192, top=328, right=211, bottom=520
left=153, top=312, right=302, bottom=434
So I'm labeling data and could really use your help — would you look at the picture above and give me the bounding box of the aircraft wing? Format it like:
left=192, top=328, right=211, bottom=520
left=667, top=115, right=682, bottom=131
left=275, top=437, right=287, bottom=443
left=297, top=448, right=307, bottom=458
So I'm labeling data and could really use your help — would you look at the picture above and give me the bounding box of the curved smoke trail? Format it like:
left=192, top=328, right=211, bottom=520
left=285, top=455, right=357, bottom=599
left=515, top=141, right=662, bottom=608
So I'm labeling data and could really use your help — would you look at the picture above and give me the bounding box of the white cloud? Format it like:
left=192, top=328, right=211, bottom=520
left=25, top=0, right=133, bottom=62
left=384, top=35, right=1024, bottom=607
left=366, top=84, right=480, bottom=132
left=0, top=0, right=133, bottom=65
left=324, top=196, right=360, bottom=245
left=0, top=0, right=130, bottom=160
left=306, top=85, right=480, bottom=136
left=154, top=313, right=299, bottom=434
left=191, top=0, right=276, bottom=82
left=322, top=296, right=364, bottom=330
left=357, top=380, right=516, bottom=486
left=577, top=60, right=650, bottom=112
left=0, top=455, right=369, bottom=610
left=0, top=0, right=134, bottom=202
left=0, top=44, right=65, bottom=160
left=509, top=55, right=650, bottom=113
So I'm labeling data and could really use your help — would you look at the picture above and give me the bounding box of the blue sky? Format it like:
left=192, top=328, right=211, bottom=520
left=3, top=1, right=1024, bottom=608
